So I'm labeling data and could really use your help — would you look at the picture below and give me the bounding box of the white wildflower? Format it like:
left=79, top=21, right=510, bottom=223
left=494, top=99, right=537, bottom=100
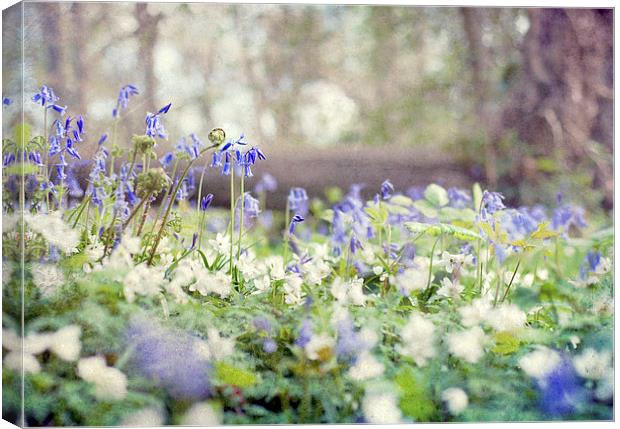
left=77, top=356, right=127, bottom=401
left=458, top=297, right=493, bottom=327
left=330, top=277, right=366, bottom=306
left=24, top=212, right=79, bottom=254
left=283, top=273, right=304, bottom=306
left=447, top=326, right=487, bottom=364
left=518, top=347, right=562, bottom=379
left=436, top=277, right=464, bottom=299
left=206, top=328, right=235, bottom=361
left=348, top=351, right=384, bottom=380
left=181, top=402, right=222, bottom=426
left=485, top=303, right=526, bottom=332
left=253, top=275, right=271, bottom=293
left=31, top=263, right=65, bottom=298
left=573, top=348, right=612, bottom=380
left=124, top=263, right=164, bottom=302
left=393, top=266, right=429, bottom=296
left=442, top=387, right=469, bottom=415
left=361, top=390, right=402, bottom=424
left=305, top=333, right=335, bottom=361
left=121, top=407, right=165, bottom=426
left=266, top=256, right=286, bottom=280
left=399, top=313, right=436, bottom=366
left=49, top=324, right=82, bottom=361
left=304, top=257, right=331, bottom=286
left=208, top=233, right=229, bottom=254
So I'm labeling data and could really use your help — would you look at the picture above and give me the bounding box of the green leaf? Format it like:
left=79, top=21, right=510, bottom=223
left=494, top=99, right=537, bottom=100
left=390, top=195, right=414, bottom=207
left=395, top=366, right=435, bottom=421
left=404, top=222, right=481, bottom=241
left=424, top=184, right=449, bottom=207
left=365, top=204, right=388, bottom=226
left=472, top=182, right=483, bottom=211
left=438, top=207, right=476, bottom=223
left=492, top=332, right=521, bottom=355
left=14, top=122, right=32, bottom=149
left=530, top=221, right=558, bottom=240
left=412, top=200, right=438, bottom=218
left=215, top=361, right=258, bottom=388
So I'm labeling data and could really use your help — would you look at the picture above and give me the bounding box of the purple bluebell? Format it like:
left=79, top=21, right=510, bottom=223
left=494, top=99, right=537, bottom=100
left=349, top=234, right=363, bottom=254
left=242, top=193, right=261, bottom=218
left=113, top=84, right=139, bottom=118
left=159, top=152, right=174, bottom=169
left=97, top=134, right=108, bottom=146
left=125, top=317, right=211, bottom=400
left=380, top=179, right=394, bottom=200
left=211, top=151, right=223, bottom=168
left=448, top=187, right=472, bottom=209
left=537, top=358, right=586, bottom=418
left=32, top=85, right=59, bottom=107
left=200, top=193, right=214, bottom=211
left=263, top=338, right=277, bottom=354
left=551, top=204, right=586, bottom=232
left=288, top=187, right=309, bottom=215
left=253, top=317, right=273, bottom=335
left=3, top=152, right=15, bottom=167
left=482, top=190, right=505, bottom=214
left=3, top=97, right=11, bottom=106
left=255, top=173, right=278, bottom=193
left=145, top=103, right=171, bottom=139
left=289, top=213, right=305, bottom=234
left=295, top=318, right=313, bottom=348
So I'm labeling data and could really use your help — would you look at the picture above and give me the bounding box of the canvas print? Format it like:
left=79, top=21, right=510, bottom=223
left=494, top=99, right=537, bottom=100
left=1, top=2, right=614, bottom=426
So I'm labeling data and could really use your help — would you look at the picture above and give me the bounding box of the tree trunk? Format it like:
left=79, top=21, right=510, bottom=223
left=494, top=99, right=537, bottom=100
left=500, top=8, right=613, bottom=207
left=135, top=4, right=162, bottom=113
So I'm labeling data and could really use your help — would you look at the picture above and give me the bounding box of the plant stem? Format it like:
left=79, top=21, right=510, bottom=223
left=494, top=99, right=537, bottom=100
left=500, top=258, right=521, bottom=303
left=229, top=163, right=235, bottom=275
left=237, top=175, right=245, bottom=260
left=426, top=235, right=442, bottom=290
left=136, top=195, right=153, bottom=237
left=282, top=200, right=290, bottom=270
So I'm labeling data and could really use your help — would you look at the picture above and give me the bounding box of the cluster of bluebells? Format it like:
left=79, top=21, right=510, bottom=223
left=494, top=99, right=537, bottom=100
left=32, top=84, right=66, bottom=114
left=113, top=84, right=139, bottom=118
left=211, top=134, right=266, bottom=178
left=145, top=103, right=172, bottom=139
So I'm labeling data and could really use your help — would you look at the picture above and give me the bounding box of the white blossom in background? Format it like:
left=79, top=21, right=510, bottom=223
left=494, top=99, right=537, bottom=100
left=121, top=407, right=166, bottom=426
left=49, top=325, right=82, bottom=362
left=204, top=328, right=235, bottom=361
left=485, top=303, right=527, bottom=332
left=305, top=333, right=336, bottom=361
left=77, top=356, right=127, bottom=401
left=458, top=297, right=493, bottom=327
left=447, top=326, right=488, bottom=364
left=330, top=276, right=366, bottom=306
left=399, top=312, right=436, bottom=366
left=23, top=212, right=79, bottom=254
left=31, top=263, right=65, bottom=298
left=573, top=348, right=613, bottom=380
left=442, top=387, right=469, bottom=415
left=294, top=80, right=359, bottom=145
left=181, top=402, right=222, bottom=426
left=361, top=389, right=402, bottom=424
left=124, top=263, right=165, bottom=303
left=393, top=265, right=430, bottom=296
left=518, top=347, right=562, bottom=379
left=436, top=277, right=464, bottom=299
left=283, top=273, right=304, bottom=306
left=348, top=351, right=385, bottom=380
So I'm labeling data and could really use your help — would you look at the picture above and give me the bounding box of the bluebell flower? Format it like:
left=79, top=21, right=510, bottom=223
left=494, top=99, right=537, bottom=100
left=47, top=103, right=67, bottom=115
left=482, top=190, right=505, bottom=214
left=538, top=358, right=586, bottom=418
left=579, top=250, right=603, bottom=280
left=288, top=187, right=309, bottom=215
left=448, top=187, right=472, bottom=209
left=295, top=318, right=313, bottom=348
left=241, top=192, right=261, bottom=218
left=211, top=151, right=223, bottom=168
left=263, top=338, right=277, bottom=354
left=97, top=134, right=108, bottom=146
left=3, top=97, right=11, bottom=106
left=113, top=84, right=139, bottom=118
left=289, top=213, right=305, bottom=234
left=551, top=204, right=586, bottom=232
left=159, top=152, right=174, bottom=169
left=145, top=103, right=171, bottom=139
left=126, top=317, right=211, bottom=400
left=3, top=152, right=15, bottom=167
left=200, top=193, right=214, bottom=211
left=32, top=85, right=59, bottom=107
left=349, top=234, right=363, bottom=254
left=380, top=179, right=394, bottom=200
left=255, top=173, right=278, bottom=193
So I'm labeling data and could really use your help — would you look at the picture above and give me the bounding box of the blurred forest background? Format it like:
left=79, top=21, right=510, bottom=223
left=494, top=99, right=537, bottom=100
left=2, top=3, right=613, bottom=210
